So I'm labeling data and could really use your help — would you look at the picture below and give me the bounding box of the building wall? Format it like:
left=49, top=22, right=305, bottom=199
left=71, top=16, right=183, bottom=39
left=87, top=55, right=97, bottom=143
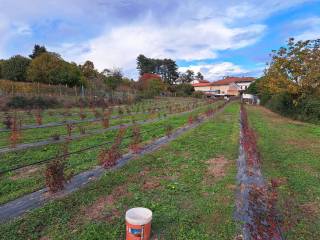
left=236, top=82, right=252, bottom=91
left=194, top=86, right=212, bottom=91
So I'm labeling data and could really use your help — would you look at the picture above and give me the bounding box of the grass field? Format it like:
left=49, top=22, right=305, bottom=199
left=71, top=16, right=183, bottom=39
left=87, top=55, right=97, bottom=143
left=247, top=105, right=320, bottom=239
left=0, top=102, right=240, bottom=239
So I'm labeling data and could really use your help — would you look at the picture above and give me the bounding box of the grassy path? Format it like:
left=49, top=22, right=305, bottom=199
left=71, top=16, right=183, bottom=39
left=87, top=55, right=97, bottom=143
left=0, top=102, right=240, bottom=240
left=247, top=105, right=320, bottom=239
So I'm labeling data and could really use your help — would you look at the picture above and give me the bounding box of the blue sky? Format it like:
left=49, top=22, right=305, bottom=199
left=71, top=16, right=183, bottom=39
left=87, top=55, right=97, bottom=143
left=0, top=0, right=320, bottom=80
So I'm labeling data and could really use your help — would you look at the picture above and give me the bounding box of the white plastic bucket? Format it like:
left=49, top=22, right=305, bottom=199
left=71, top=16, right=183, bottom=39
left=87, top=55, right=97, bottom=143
left=125, top=207, right=152, bottom=240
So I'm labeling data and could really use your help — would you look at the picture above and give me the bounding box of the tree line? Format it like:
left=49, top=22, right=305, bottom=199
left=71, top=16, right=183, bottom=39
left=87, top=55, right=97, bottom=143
left=136, top=54, right=204, bottom=84
left=247, top=38, right=320, bottom=122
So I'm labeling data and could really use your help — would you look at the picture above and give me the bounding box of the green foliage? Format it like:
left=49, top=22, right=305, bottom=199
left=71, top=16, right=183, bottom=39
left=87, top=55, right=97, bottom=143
left=136, top=54, right=179, bottom=84
left=192, top=91, right=206, bottom=98
left=103, top=68, right=123, bottom=91
left=1, top=55, right=31, bottom=81
left=170, top=83, right=195, bottom=96
left=29, top=44, right=47, bottom=59
left=246, top=78, right=260, bottom=95
left=141, top=78, right=167, bottom=98
left=0, top=59, right=4, bottom=78
left=196, top=71, right=204, bottom=80
left=258, top=38, right=320, bottom=123
left=27, top=53, right=83, bottom=86
left=6, top=96, right=60, bottom=109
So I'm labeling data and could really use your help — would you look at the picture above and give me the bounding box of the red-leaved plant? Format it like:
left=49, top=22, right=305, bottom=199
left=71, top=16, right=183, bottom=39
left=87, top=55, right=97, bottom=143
left=98, top=127, right=126, bottom=168
left=45, top=143, right=69, bottom=193
left=9, top=113, right=22, bottom=148
left=130, top=124, right=142, bottom=153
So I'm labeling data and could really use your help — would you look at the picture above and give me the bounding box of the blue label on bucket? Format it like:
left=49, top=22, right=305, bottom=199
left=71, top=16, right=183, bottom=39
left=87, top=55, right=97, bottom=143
left=129, top=228, right=142, bottom=235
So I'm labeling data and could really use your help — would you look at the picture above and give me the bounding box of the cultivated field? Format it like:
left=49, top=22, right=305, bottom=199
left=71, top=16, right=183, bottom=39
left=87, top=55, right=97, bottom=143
left=0, top=97, right=222, bottom=204
left=0, top=99, right=319, bottom=239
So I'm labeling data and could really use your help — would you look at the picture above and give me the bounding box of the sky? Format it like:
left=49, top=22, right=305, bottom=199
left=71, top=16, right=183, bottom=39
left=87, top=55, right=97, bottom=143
left=0, top=0, right=320, bottom=81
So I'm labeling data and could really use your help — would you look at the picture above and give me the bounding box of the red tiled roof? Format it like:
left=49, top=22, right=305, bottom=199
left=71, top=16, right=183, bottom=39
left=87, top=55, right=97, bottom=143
left=211, top=77, right=255, bottom=86
left=198, top=80, right=210, bottom=83
left=139, top=73, right=161, bottom=81
left=192, top=82, right=212, bottom=87
left=192, top=77, right=255, bottom=87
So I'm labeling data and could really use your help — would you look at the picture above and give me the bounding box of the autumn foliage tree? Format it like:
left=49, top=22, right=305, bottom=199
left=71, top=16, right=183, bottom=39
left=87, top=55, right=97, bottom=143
left=256, top=38, right=320, bottom=122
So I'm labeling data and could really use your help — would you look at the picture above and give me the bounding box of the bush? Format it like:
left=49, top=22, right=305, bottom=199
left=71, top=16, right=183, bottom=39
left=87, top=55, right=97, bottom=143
left=265, top=92, right=295, bottom=116
left=6, top=96, right=60, bottom=109
left=1, top=55, right=31, bottom=81
left=297, top=95, right=320, bottom=122
left=192, top=91, right=206, bottom=98
left=170, top=83, right=194, bottom=96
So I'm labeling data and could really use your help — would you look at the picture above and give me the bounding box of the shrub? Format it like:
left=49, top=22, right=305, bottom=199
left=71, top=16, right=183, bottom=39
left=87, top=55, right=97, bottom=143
left=170, top=83, right=194, bottom=96
left=192, top=91, right=206, bottom=99
left=45, top=159, right=65, bottom=193
left=130, top=124, right=142, bottom=153
left=165, top=124, right=173, bottom=137
left=6, top=96, right=60, bottom=109
left=98, top=127, right=126, bottom=168
left=9, top=114, right=21, bottom=147
left=1, top=55, right=31, bottom=81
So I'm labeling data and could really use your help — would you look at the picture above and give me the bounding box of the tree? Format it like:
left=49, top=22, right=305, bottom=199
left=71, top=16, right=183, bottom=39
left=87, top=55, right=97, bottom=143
left=137, top=54, right=156, bottom=76
left=142, top=78, right=167, bottom=98
left=103, top=68, right=123, bottom=91
left=1, top=55, right=31, bottom=81
left=80, top=60, right=97, bottom=79
left=136, top=55, right=179, bottom=85
left=179, top=69, right=195, bottom=83
left=170, top=83, right=194, bottom=96
left=29, top=44, right=47, bottom=59
left=27, top=52, right=82, bottom=86
left=0, top=59, right=4, bottom=78
left=196, top=72, right=204, bottom=80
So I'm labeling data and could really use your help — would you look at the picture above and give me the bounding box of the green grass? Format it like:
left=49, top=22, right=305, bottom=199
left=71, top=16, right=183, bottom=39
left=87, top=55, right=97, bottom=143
left=0, top=102, right=240, bottom=240
left=0, top=101, right=223, bottom=204
left=247, top=105, right=320, bottom=239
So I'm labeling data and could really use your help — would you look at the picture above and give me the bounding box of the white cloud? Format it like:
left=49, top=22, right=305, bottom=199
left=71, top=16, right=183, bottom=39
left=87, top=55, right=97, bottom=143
left=179, top=62, right=252, bottom=80
left=63, top=19, right=265, bottom=76
left=293, top=17, right=320, bottom=40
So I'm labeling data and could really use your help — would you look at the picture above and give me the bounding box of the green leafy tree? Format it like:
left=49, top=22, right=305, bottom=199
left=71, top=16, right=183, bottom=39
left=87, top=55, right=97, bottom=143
left=1, top=55, right=31, bottom=81
left=136, top=55, right=179, bottom=85
left=179, top=69, right=195, bottom=83
left=0, top=59, right=4, bottom=78
left=29, top=44, right=47, bottom=59
left=196, top=72, right=204, bottom=80
left=27, top=52, right=82, bottom=86
left=143, top=78, right=167, bottom=98
left=103, top=68, right=123, bottom=91
left=170, top=83, right=194, bottom=96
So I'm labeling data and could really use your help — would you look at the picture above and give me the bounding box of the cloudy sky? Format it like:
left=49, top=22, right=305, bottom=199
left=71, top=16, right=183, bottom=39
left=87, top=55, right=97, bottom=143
left=1, top=0, right=320, bottom=80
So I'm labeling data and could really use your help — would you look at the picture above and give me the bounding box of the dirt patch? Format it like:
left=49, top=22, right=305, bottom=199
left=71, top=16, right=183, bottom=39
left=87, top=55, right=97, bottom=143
left=84, top=185, right=129, bottom=221
left=143, top=177, right=161, bottom=191
left=300, top=202, right=320, bottom=218
left=10, top=165, right=41, bottom=180
left=69, top=185, right=129, bottom=229
left=206, top=156, right=229, bottom=180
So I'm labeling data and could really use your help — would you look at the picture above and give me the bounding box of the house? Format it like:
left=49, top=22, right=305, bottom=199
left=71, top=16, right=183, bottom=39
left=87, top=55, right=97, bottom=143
left=192, top=77, right=255, bottom=97
left=190, top=79, right=210, bottom=84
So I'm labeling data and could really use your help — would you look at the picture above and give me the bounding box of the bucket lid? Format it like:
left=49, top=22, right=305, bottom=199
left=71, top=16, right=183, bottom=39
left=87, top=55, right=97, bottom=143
left=125, top=207, right=152, bottom=225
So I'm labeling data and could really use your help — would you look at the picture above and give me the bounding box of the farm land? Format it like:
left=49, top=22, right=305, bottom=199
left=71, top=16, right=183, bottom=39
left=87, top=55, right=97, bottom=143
left=0, top=98, right=319, bottom=239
